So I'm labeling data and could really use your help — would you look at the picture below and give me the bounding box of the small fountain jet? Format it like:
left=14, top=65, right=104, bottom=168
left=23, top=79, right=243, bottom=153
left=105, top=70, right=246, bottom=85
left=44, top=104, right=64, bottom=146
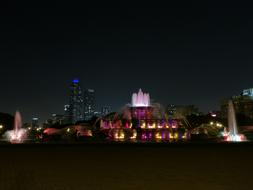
left=4, top=111, right=27, bottom=143
left=224, top=100, right=246, bottom=142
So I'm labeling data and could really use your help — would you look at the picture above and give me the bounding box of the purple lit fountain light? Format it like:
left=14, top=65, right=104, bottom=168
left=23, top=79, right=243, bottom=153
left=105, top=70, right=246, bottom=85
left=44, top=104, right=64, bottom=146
left=4, top=111, right=27, bottom=143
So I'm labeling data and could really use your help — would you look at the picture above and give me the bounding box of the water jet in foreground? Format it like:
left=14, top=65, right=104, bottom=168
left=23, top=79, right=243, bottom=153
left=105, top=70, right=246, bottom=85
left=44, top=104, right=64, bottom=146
left=4, top=111, right=27, bottom=143
left=224, top=100, right=246, bottom=142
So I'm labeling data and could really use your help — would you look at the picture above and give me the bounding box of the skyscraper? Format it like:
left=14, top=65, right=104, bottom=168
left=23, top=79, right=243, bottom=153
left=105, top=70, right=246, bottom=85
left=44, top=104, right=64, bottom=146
left=32, top=117, right=39, bottom=129
left=101, top=106, right=111, bottom=116
left=84, top=89, right=95, bottom=120
left=69, top=79, right=84, bottom=123
left=63, top=104, right=71, bottom=124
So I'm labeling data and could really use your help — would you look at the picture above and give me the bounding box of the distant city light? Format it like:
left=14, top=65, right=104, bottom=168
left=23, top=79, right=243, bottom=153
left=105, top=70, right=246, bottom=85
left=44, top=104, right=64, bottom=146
left=88, top=89, right=95, bottom=93
left=0, top=125, right=3, bottom=129
left=243, top=88, right=253, bottom=97
left=216, top=123, right=222, bottom=127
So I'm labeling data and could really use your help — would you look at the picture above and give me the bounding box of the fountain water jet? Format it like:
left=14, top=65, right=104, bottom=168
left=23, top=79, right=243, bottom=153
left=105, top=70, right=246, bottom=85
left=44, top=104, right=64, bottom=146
left=132, top=89, right=150, bottom=107
left=224, top=100, right=246, bottom=142
left=4, top=111, right=27, bottom=143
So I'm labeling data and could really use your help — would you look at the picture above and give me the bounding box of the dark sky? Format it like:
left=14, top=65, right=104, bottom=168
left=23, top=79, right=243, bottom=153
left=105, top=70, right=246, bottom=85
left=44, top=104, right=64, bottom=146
left=1, top=2, right=253, bottom=122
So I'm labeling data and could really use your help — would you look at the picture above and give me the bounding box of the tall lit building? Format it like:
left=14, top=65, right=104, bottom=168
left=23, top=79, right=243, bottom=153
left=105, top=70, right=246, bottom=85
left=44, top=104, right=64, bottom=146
left=63, top=104, right=71, bottom=124
left=84, top=89, right=95, bottom=120
left=101, top=106, right=111, bottom=116
left=69, top=79, right=84, bottom=123
left=32, top=117, right=39, bottom=129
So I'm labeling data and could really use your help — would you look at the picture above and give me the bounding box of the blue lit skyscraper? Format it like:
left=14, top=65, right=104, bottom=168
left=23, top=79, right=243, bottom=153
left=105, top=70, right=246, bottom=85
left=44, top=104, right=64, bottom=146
left=69, top=79, right=84, bottom=123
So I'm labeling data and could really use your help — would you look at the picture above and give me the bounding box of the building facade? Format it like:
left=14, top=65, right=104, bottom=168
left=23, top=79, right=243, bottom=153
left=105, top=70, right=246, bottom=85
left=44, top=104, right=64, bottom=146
left=32, top=117, right=39, bottom=129
left=69, top=79, right=84, bottom=123
left=101, top=106, right=111, bottom=116
left=63, top=104, right=71, bottom=124
left=84, top=89, right=95, bottom=120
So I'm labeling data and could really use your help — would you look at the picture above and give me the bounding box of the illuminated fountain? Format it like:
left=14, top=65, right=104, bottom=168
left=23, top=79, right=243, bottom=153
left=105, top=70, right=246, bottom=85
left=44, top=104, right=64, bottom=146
left=4, top=111, right=27, bottom=143
left=132, top=89, right=150, bottom=107
left=131, top=89, right=153, bottom=120
left=224, top=100, right=246, bottom=142
left=100, top=89, right=190, bottom=142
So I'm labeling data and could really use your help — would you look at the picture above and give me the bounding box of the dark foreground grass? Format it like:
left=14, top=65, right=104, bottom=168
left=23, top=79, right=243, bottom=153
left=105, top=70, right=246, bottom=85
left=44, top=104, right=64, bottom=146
left=0, top=143, right=253, bottom=190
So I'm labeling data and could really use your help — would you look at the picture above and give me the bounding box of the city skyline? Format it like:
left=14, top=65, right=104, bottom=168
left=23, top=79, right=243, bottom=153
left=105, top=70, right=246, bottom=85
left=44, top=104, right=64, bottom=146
left=1, top=2, right=253, bottom=121
left=1, top=77, right=252, bottom=123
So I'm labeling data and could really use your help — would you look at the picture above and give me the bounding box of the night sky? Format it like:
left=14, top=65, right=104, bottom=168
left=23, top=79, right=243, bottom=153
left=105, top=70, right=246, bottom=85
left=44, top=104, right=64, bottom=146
left=1, top=2, right=253, bottom=122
